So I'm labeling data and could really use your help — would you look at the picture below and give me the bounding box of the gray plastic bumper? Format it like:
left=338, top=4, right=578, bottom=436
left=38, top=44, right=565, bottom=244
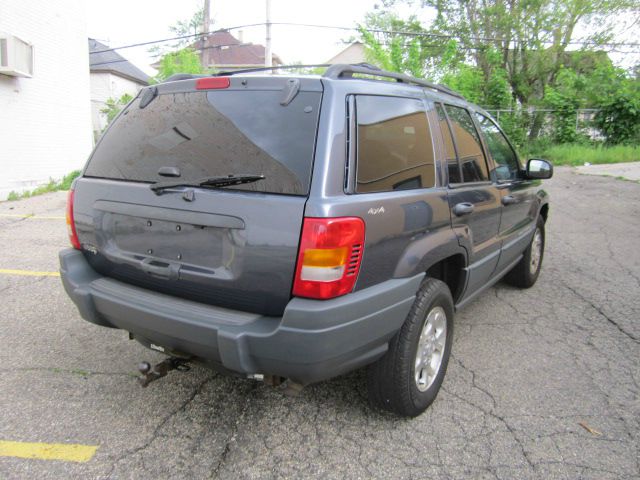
left=59, top=248, right=423, bottom=384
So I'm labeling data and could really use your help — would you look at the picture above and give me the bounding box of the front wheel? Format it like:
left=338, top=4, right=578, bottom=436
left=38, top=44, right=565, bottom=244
left=504, top=216, right=545, bottom=288
left=367, top=278, right=454, bottom=417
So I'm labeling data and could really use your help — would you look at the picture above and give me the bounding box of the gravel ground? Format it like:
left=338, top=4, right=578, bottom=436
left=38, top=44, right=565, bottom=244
left=0, top=167, right=638, bottom=479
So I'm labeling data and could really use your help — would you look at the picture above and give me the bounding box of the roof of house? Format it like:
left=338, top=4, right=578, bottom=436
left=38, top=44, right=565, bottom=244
left=89, top=38, right=150, bottom=85
left=196, top=30, right=283, bottom=69
left=325, top=42, right=366, bottom=65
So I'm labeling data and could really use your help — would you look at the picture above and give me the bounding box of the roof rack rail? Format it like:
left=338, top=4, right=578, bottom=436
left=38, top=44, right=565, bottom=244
left=162, top=63, right=464, bottom=100
left=161, top=64, right=331, bottom=83
left=215, top=64, right=331, bottom=76
left=323, top=63, right=465, bottom=100
left=162, top=73, right=207, bottom=83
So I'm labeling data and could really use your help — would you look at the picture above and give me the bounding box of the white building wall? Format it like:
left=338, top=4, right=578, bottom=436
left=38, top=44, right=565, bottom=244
left=90, top=72, right=143, bottom=139
left=0, top=0, right=92, bottom=200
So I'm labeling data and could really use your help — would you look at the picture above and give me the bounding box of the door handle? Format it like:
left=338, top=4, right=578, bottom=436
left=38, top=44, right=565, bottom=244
left=453, top=202, right=475, bottom=216
left=140, top=257, right=180, bottom=280
left=502, top=195, right=518, bottom=206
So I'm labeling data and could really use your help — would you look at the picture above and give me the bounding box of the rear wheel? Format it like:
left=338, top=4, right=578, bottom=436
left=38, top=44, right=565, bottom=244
left=367, top=278, right=454, bottom=417
left=504, top=216, right=545, bottom=288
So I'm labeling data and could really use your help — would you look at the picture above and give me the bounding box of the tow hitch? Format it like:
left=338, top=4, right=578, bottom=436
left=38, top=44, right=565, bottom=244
left=137, top=357, right=191, bottom=387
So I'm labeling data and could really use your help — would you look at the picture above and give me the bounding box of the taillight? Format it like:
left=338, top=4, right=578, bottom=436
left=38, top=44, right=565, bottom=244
left=66, top=189, right=81, bottom=250
left=292, top=217, right=365, bottom=300
left=195, top=77, right=230, bottom=90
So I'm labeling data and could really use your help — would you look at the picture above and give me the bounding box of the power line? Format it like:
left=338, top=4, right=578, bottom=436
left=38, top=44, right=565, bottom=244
left=90, top=58, right=137, bottom=67
left=90, top=42, right=254, bottom=68
left=89, top=23, right=266, bottom=54
left=270, top=22, right=640, bottom=48
left=89, top=21, right=640, bottom=56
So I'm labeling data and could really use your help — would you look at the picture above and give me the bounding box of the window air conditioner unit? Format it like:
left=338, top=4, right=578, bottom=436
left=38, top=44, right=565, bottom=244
left=0, top=33, right=34, bottom=78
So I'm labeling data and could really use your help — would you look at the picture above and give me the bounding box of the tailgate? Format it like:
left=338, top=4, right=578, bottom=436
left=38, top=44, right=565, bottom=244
left=74, top=77, right=322, bottom=316
left=74, top=180, right=305, bottom=316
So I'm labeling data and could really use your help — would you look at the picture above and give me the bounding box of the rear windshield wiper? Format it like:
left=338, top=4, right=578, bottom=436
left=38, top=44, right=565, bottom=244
left=150, top=174, right=265, bottom=195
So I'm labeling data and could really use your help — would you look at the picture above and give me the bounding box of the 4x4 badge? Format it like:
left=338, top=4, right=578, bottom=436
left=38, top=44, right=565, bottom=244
left=368, top=206, right=385, bottom=215
left=182, top=190, right=195, bottom=202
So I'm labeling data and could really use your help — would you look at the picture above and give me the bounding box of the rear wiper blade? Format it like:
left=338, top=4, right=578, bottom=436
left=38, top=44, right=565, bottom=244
left=150, top=174, right=265, bottom=195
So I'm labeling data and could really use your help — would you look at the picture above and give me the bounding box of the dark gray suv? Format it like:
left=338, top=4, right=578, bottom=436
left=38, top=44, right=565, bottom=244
left=60, top=64, right=552, bottom=417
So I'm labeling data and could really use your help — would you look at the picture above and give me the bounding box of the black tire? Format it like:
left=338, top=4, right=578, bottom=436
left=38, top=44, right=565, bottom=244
left=367, top=278, right=454, bottom=417
left=504, top=216, right=545, bottom=289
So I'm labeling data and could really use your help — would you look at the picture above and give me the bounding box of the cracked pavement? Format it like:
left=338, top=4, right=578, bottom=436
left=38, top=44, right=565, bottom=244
left=0, top=167, right=638, bottom=479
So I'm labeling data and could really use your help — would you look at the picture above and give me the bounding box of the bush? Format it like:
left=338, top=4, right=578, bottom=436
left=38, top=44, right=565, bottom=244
left=594, top=90, right=640, bottom=145
left=524, top=144, right=640, bottom=166
left=5, top=170, right=81, bottom=201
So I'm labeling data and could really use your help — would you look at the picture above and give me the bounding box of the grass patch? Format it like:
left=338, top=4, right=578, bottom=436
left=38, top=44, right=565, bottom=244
left=525, top=144, right=640, bottom=166
left=6, top=170, right=81, bottom=201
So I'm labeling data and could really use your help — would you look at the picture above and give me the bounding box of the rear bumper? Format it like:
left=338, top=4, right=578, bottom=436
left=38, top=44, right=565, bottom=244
left=59, top=249, right=423, bottom=384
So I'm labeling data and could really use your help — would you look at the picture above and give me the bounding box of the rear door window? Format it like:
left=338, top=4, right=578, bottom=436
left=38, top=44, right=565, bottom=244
left=355, top=95, right=436, bottom=193
left=444, top=105, right=489, bottom=183
left=435, top=104, right=461, bottom=184
left=84, top=90, right=322, bottom=195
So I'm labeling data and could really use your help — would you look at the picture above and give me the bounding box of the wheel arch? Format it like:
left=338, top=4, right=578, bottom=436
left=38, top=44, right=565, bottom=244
left=540, top=203, right=549, bottom=223
left=424, top=253, right=467, bottom=303
left=392, top=227, right=469, bottom=303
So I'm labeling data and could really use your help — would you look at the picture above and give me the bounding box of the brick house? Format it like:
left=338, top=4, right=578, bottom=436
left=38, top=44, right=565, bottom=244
left=195, top=30, right=283, bottom=71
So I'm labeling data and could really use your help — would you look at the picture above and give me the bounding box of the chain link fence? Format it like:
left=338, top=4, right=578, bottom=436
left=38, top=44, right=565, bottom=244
left=483, top=108, right=604, bottom=147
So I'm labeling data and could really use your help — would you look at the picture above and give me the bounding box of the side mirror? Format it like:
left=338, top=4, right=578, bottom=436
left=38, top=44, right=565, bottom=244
left=526, top=158, right=553, bottom=179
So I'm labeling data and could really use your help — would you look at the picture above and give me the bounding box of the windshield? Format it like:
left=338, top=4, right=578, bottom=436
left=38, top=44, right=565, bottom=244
left=84, top=89, right=322, bottom=195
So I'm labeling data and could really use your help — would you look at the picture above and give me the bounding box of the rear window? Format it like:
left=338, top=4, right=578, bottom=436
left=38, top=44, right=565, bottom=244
left=84, top=89, right=322, bottom=195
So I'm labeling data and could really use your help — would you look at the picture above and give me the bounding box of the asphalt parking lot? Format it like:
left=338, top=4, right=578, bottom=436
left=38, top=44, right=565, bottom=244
left=0, top=167, right=638, bottom=479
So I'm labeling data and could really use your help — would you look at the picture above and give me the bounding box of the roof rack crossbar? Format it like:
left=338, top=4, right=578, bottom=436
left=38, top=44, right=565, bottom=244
left=322, top=63, right=465, bottom=100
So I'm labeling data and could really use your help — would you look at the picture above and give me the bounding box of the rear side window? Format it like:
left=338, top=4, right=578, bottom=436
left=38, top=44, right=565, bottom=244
left=84, top=90, right=322, bottom=195
left=355, top=95, right=435, bottom=193
left=474, top=113, right=520, bottom=180
left=444, top=105, right=489, bottom=183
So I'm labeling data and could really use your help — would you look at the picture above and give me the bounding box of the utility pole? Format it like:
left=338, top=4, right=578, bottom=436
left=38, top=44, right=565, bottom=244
left=202, top=0, right=211, bottom=66
left=265, top=0, right=272, bottom=68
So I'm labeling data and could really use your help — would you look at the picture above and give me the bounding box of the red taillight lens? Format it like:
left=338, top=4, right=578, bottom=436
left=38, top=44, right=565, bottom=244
left=292, top=217, right=365, bottom=300
left=195, top=77, right=230, bottom=90
left=66, top=189, right=81, bottom=250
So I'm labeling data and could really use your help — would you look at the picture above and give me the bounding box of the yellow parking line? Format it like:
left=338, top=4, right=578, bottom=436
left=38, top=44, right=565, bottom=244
left=0, top=440, right=98, bottom=462
left=0, top=269, right=60, bottom=277
left=0, top=213, right=65, bottom=219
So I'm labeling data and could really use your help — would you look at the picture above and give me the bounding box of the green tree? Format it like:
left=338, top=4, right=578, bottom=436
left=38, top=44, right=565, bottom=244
left=149, top=8, right=206, bottom=57
left=422, top=0, right=634, bottom=107
left=594, top=83, right=640, bottom=144
left=154, top=48, right=203, bottom=82
left=361, top=0, right=637, bottom=139
left=100, top=93, right=134, bottom=127
left=169, top=8, right=205, bottom=45
left=358, top=12, right=436, bottom=78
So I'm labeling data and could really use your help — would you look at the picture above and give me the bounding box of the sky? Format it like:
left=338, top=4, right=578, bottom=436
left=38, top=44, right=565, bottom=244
left=86, top=0, right=422, bottom=75
left=86, top=0, right=639, bottom=76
